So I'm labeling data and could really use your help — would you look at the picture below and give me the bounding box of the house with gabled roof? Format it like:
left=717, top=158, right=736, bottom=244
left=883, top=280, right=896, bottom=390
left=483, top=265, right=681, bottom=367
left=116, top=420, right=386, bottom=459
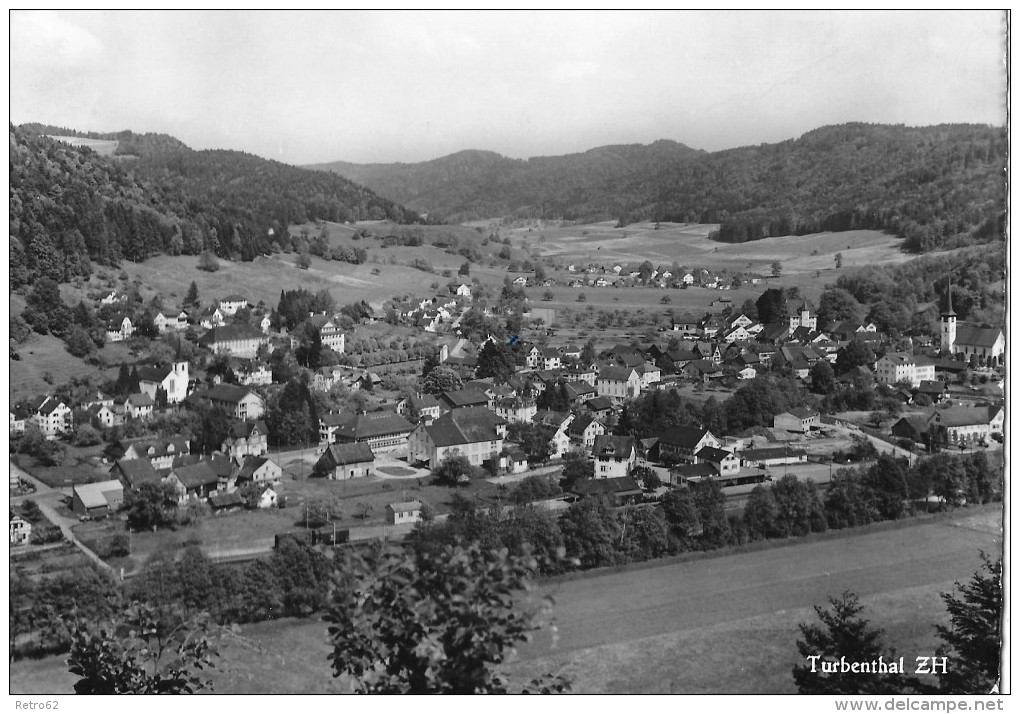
left=658, top=425, right=720, bottom=465
left=124, top=393, right=156, bottom=420
left=387, top=501, right=423, bottom=525
left=10, top=512, right=32, bottom=545
left=110, top=457, right=161, bottom=489
left=105, top=315, right=134, bottom=343
left=234, top=455, right=281, bottom=485
left=592, top=435, right=637, bottom=478
left=695, top=446, right=740, bottom=476
left=290, top=313, right=346, bottom=354
left=408, top=406, right=507, bottom=469
left=221, top=419, right=269, bottom=461
left=165, top=461, right=220, bottom=504
left=495, top=397, right=537, bottom=424
left=315, top=443, right=375, bottom=480
left=597, top=365, right=641, bottom=402
left=203, top=384, right=265, bottom=420
left=29, top=396, right=72, bottom=438
left=568, top=415, right=606, bottom=451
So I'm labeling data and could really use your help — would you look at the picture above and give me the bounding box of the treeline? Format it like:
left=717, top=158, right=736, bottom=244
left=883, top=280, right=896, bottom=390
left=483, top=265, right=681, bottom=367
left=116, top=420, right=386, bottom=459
left=313, top=124, right=1004, bottom=252
left=408, top=450, right=999, bottom=576
left=9, top=124, right=420, bottom=290
left=9, top=449, right=997, bottom=660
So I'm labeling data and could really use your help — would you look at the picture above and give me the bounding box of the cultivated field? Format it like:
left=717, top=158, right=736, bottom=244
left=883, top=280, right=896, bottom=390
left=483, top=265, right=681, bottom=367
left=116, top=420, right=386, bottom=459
left=513, top=221, right=911, bottom=277
left=9, top=505, right=1001, bottom=694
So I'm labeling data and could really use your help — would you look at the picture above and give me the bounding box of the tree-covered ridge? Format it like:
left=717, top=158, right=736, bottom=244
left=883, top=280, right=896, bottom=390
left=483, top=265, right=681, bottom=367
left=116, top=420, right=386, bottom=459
left=312, top=123, right=1005, bottom=252
left=9, top=124, right=421, bottom=290
left=307, top=140, right=705, bottom=223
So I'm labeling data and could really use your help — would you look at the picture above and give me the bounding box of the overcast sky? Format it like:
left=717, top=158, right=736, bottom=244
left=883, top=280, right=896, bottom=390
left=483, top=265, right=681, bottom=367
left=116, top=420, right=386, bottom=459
left=10, top=10, right=1007, bottom=165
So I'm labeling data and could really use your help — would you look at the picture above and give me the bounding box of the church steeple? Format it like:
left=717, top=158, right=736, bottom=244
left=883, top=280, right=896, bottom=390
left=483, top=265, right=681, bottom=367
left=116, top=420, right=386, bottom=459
left=940, top=281, right=957, bottom=353
left=942, top=281, right=956, bottom=317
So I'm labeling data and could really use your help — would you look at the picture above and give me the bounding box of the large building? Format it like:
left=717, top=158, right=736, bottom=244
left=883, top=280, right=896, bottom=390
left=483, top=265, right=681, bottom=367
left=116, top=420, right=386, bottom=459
left=321, top=410, right=415, bottom=451
left=658, top=425, right=720, bottom=464
left=408, top=406, right=507, bottom=469
left=199, top=324, right=269, bottom=359
left=204, top=384, right=265, bottom=420
left=875, top=352, right=936, bottom=388
left=940, top=283, right=1005, bottom=366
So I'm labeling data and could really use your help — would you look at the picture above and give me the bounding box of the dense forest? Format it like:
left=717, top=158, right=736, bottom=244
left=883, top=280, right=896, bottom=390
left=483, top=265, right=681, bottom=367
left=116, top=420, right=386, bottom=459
left=9, top=124, right=421, bottom=290
left=310, top=123, right=1005, bottom=252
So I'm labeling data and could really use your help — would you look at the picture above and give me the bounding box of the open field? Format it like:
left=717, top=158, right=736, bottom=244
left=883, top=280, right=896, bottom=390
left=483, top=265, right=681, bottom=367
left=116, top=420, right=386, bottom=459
left=47, top=136, right=119, bottom=156
left=10, top=505, right=1001, bottom=694
left=513, top=221, right=912, bottom=276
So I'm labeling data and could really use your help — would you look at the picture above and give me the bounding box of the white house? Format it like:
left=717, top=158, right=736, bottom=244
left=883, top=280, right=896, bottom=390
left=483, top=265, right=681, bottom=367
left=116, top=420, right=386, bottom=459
left=218, top=295, right=249, bottom=315
left=597, top=366, right=641, bottom=402
left=593, top=435, right=637, bottom=478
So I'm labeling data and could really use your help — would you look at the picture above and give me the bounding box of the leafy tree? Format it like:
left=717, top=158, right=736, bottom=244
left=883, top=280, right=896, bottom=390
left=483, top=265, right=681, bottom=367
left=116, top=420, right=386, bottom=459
left=421, top=366, right=462, bottom=395
left=458, top=261, right=470, bottom=276
left=507, top=423, right=556, bottom=465
left=296, top=251, right=312, bottom=270
left=580, top=336, right=597, bottom=365
left=197, top=251, right=220, bottom=272
left=124, top=482, right=179, bottom=531
left=936, top=554, right=1003, bottom=693
left=861, top=454, right=909, bottom=520
left=743, top=485, right=781, bottom=541
left=834, top=252, right=843, bottom=269
left=432, top=454, right=475, bottom=486
left=542, top=290, right=555, bottom=301
left=67, top=602, right=219, bottom=694
left=823, top=469, right=878, bottom=529
left=688, top=479, right=732, bottom=546
left=325, top=542, right=568, bottom=693
left=535, top=382, right=570, bottom=412
left=817, top=287, right=865, bottom=325
left=809, top=361, right=836, bottom=395
left=559, top=451, right=593, bottom=490
left=509, top=475, right=561, bottom=505
left=835, top=338, right=876, bottom=374
left=771, top=260, right=782, bottom=277
left=72, top=423, right=102, bottom=447
left=618, top=506, right=670, bottom=560
left=793, top=591, right=917, bottom=694
left=559, top=497, right=621, bottom=570
left=476, top=340, right=517, bottom=383
left=660, top=488, right=702, bottom=549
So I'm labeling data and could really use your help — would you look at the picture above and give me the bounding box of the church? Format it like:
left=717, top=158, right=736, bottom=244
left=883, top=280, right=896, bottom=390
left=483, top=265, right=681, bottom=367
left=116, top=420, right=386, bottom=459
left=940, top=284, right=1004, bottom=366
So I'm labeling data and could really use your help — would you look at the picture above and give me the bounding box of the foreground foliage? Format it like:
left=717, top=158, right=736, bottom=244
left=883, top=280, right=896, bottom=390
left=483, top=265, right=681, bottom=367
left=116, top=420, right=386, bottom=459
left=326, top=542, right=568, bottom=693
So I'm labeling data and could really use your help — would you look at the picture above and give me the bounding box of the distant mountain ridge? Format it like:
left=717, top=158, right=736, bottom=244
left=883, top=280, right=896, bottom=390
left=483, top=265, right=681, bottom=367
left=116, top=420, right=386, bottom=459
left=308, top=123, right=1006, bottom=252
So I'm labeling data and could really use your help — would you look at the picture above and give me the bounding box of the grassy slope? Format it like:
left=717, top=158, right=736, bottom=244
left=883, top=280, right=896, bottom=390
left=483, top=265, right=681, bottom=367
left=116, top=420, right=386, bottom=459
left=9, top=507, right=1001, bottom=694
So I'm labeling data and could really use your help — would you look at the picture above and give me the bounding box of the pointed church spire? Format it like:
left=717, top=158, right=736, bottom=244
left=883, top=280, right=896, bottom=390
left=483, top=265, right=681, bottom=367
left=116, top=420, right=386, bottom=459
left=942, top=281, right=956, bottom=317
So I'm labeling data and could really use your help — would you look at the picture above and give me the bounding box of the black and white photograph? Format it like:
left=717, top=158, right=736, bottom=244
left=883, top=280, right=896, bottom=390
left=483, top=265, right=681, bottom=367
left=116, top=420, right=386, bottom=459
left=7, top=9, right=1008, bottom=703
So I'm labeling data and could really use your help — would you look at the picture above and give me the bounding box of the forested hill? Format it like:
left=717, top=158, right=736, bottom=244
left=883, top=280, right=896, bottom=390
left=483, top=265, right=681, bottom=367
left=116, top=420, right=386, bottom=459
left=307, top=140, right=706, bottom=223
left=9, top=124, right=421, bottom=290
left=310, top=123, right=1005, bottom=252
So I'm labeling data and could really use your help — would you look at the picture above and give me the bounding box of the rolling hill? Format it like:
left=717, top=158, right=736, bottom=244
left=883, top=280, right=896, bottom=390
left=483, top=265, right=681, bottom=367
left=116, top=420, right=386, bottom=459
left=308, top=123, right=1006, bottom=252
left=10, top=124, right=422, bottom=290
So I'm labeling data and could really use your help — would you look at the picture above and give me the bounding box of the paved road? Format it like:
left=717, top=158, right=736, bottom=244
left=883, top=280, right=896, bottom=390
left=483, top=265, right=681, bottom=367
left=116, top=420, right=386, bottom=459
left=518, top=507, right=1001, bottom=659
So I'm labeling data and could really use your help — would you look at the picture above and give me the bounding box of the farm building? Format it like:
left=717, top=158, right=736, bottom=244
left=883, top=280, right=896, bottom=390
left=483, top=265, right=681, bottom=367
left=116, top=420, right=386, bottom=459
left=658, top=425, right=720, bottom=465
left=408, top=406, right=507, bottom=469
left=929, top=405, right=1004, bottom=445
left=891, top=415, right=930, bottom=444
left=387, top=501, right=423, bottom=525
left=235, top=455, right=282, bottom=485
left=72, top=480, right=125, bottom=520
left=315, top=443, right=376, bottom=480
